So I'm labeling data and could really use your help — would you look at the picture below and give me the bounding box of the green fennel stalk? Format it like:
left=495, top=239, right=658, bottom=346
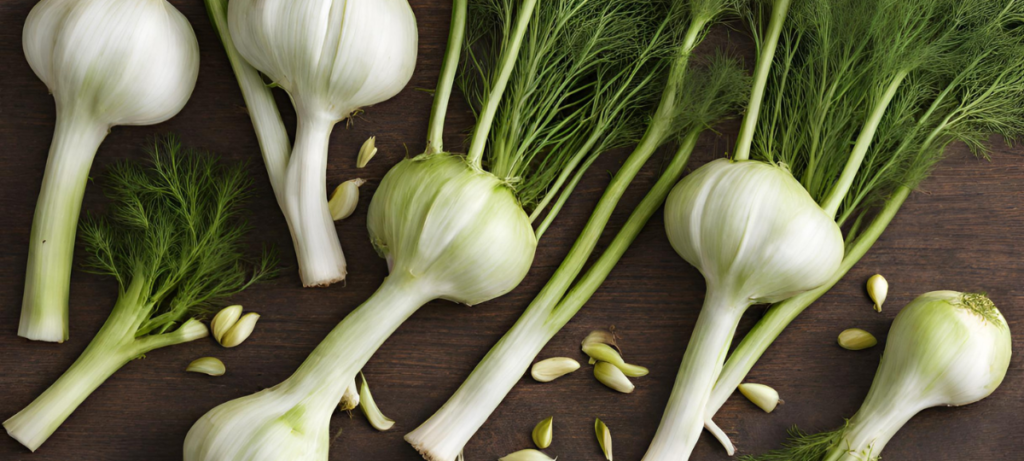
left=4, top=138, right=274, bottom=452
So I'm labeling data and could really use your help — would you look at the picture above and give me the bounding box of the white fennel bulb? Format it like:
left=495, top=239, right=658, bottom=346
left=226, top=0, right=418, bottom=287
left=19, top=0, right=199, bottom=342
left=645, top=158, right=844, bottom=461
left=184, top=153, right=537, bottom=461
left=745, top=291, right=1012, bottom=461
left=664, top=158, right=844, bottom=304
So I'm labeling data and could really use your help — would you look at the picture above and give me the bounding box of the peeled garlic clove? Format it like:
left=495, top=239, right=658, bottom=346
left=357, top=136, right=378, bottom=168
left=867, top=274, right=888, bottom=312
left=210, top=304, right=243, bottom=343
left=339, top=379, right=360, bottom=412
left=532, top=416, right=553, bottom=449
left=595, top=418, right=613, bottom=461
left=359, top=373, right=395, bottom=431
left=499, top=449, right=556, bottom=461
left=838, top=328, right=878, bottom=351
left=220, top=312, right=260, bottom=348
left=186, top=357, right=226, bottom=376
left=582, top=343, right=649, bottom=377
left=531, top=357, right=580, bottom=382
left=738, top=383, right=780, bottom=413
left=328, top=179, right=366, bottom=221
left=594, top=362, right=634, bottom=394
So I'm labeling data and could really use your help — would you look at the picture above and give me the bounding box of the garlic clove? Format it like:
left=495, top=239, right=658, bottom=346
left=867, top=274, right=888, bottom=312
left=582, top=343, right=648, bottom=377
left=738, top=383, right=781, bottom=413
left=328, top=179, right=366, bottom=221
left=210, top=304, right=243, bottom=343
left=359, top=373, right=395, bottom=431
left=499, top=449, right=556, bottom=461
left=581, top=329, right=620, bottom=353
left=838, top=328, right=878, bottom=350
left=594, top=362, right=634, bottom=394
left=357, top=136, right=378, bottom=168
left=531, top=357, right=580, bottom=382
left=186, top=357, right=226, bottom=376
left=532, top=416, right=553, bottom=449
left=595, top=418, right=613, bottom=461
left=220, top=312, right=260, bottom=348
left=339, top=379, right=360, bottom=412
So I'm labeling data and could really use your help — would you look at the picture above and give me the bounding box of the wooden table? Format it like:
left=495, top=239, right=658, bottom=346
left=2, top=1, right=1021, bottom=460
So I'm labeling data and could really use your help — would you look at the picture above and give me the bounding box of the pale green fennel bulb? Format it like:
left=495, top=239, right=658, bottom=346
left=19, top=0, right=199, bottom=342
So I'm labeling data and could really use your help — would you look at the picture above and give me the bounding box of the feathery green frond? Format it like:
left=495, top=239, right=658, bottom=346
left=79, top=137, right=276, bottom=337
left=739, top=425, right=849, bottom=461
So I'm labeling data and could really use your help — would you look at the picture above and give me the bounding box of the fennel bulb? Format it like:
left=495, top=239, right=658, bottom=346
left=184, top=153, right=537, bottom=461
left=3, top=139, right=274, bottom=452
left=744, top=291, right=1011, bottom=461
left=225, top=0, right=418, bottom=287
left=19, top=0, right=199, bottom=342
left=643, top=157, right=844, bottom=460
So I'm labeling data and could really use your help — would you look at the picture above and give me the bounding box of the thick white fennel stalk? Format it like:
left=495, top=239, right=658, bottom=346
left=225, top=0, right=418, bottom=287
left=744, top=291, right=1012, bottom=461
left=19, top=0, right=199, bottom=342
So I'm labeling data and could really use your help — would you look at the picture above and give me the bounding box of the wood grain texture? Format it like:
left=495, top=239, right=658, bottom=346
left=1, top=1, right=1022, bottom=460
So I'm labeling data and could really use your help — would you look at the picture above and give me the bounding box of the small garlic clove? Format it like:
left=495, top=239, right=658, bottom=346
left=339, top=379, right=360, bottom=412
left=220, top=312, right=260, bottom=348
left=581, top=329, right=620, bottom=353
left=498, top=449, right=556, bottom=461
left=738, top=383, right=780, bottom=413
left=838, top=328, right=878, bottom=351
left=532, top=416, right=553, bottom=449
left=595, top=418, right=613, bottom=461
left=210, top=304, right=243, bottom=343
left=594, top=362, right=634, bottom=394
left=328, top=178, right=366, bottom=221
left=359, top=373, right=395, bottom=431
left=186, top=357, right=226, bottom=376
left=582, top=343, right=649, bottom=377
left=867, top=274, right=888, bottom=312
left=531, top=357, right=580, bottom=382
left=357, top=136, right=378, bottom=168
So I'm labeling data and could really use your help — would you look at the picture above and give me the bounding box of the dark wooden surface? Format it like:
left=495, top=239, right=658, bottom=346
left=2, top=1, right=1022, bottom=460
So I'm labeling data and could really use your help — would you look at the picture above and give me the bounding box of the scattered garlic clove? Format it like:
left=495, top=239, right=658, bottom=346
left=738, top=383, right=781, bottom=413
left=210, top=304, right=243, bottom=343
left=357, top=136, right=378, bottom=168
left=339, top=379, right=360, bottom=412
left=498, top=449, right=556, bottom=461
left=582, top=343, right=648, bottom=377
left=838, top=328, right=878, bottom=351
left=594, top=362, right=634, bottom=394
left=532, top=416, right=553, bottom=449
left=186, top=357, right=226, bottom=376
left=220, top=312, right=260, bottom=348
left=359, top=373, right=395, bottom=431
left=867, top=274, right=888, bottom=312
left=595, top=418, right=613, bottom=461
left=531, top=357, right=580, bottom=383
left=581, top=329, right=620, bottom=353
left=328, top=179, right=366, bottom=221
